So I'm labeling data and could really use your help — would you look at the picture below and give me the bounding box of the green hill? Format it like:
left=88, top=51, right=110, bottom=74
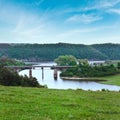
left=0, top=43, right=119, bottom=61
left=92, top=43, right=120, bottom=60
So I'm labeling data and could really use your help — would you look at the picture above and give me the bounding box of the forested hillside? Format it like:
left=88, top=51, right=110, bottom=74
left=0, top=43, right=119, bottom=61
left=92, top=43, right=120, bottom=60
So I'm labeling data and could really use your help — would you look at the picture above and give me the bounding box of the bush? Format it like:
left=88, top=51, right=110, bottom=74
left=60, top=61, right=118, bottom=77
left=118, top=62, right=120, bottom=69
left=0, top=67, right=41, bottom=87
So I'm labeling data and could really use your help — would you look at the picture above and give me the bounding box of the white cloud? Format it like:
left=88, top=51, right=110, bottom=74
left=84, top=0, right=120, bottom=11
left=66, top=14, right=102, bottom=24
left=10, top=15, right=52, bottom=43
left=0, top=3, right=52, bottom=43
left=55, top=25, right=117, bottom=41
left=54, top=0, right=120, bottom=16
left=108, top=8, right=120, bottom=15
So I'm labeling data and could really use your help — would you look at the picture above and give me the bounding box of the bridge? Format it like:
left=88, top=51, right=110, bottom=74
left=5, top=65, right=74, bottom=80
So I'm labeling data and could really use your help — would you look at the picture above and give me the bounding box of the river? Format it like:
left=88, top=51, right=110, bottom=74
left=19, top=62, right=120, bottom=91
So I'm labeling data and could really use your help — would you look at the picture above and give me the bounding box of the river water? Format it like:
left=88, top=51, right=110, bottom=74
left=19, top=62, right=120, bottom=91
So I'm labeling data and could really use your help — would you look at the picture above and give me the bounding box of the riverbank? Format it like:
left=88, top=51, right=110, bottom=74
left=99, top=74, right=120, bottom=86
left=61, top=74, right=120, bottom=86
left=0, top=86, right=120, bottom=120
left=61, top=77, right=107, bottom=82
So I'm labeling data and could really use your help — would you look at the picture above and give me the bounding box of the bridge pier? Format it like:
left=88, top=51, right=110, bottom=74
left=29, top=69, right=32, bottom=78
left=54, top=68, right=58, bottom=80
left=41, top=67, right=44, bottom=80
left=5, top=65, right=74, bottom=80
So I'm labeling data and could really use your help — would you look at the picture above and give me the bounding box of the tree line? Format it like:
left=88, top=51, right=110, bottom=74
left=54, top=55, right=120, bottom=77
left=0, top=43, right=120, bottom=61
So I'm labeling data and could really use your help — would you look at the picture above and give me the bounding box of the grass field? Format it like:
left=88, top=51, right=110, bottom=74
left=61, top=74, right=120, bottom=86
left=99, top=74, right=120, bottom=86
left=0, top=86, right=120, bottom=120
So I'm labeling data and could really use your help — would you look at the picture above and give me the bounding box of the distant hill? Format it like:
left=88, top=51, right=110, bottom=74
left=92, top=43, right=120, bottom=60
left=0, top=43, right=119, bottom=61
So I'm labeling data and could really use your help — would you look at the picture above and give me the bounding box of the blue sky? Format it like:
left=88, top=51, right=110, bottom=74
left=0, top=0, right=120, bottom=44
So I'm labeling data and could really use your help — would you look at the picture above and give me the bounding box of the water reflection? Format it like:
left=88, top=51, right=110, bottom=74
left=19, top=62, right=120, bottom=91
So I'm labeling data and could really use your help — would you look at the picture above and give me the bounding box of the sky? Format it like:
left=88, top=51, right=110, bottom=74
left=0, top=0, right=120, bottom=44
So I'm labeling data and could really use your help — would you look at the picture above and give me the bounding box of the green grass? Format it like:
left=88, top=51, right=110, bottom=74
left=99, top=74, right=120, bottom=86
left=0, top=86, right=120, bottom=120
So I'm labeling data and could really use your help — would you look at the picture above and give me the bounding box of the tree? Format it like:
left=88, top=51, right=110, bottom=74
left=60, top=59, right=118, bottom=77
left=54, top=55, right=77, bottom=66
left=0, top=57, right=25, bottom=66
left=118, top=62, right=120, bottom=69
left=0, top=66, right=41, bottom=87
left=78, top=59, right=89, bottom=66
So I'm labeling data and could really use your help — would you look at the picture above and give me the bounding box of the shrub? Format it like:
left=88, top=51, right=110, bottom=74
left=60, top=61, right=118, bottom=77
left=118, top=62, right=120, bottom=69
left=0, top=67, right=41, bottom=87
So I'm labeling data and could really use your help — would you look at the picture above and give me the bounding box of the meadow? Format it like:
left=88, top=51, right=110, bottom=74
left=0, top=86, right=120, bottom=120
left=100, top=74, right=120, bottom=86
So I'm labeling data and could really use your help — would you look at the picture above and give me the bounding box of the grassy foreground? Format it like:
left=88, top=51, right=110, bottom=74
left=0, top=86, right=120, bottom=120
left=99, top=74, right=120, bottom=86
